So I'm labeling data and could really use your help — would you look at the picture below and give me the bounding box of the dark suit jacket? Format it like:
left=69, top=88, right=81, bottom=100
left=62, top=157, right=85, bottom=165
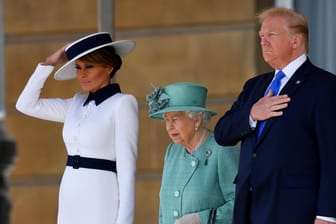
left=214, top=59, right=336, bottom=224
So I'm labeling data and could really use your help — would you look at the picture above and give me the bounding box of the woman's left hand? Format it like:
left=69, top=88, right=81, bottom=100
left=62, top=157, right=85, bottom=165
left=174, top=213, right=201, bottom=224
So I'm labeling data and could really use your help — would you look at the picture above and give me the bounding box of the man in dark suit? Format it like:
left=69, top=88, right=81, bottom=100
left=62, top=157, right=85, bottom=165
left=214, top=7, right=336, bottom=224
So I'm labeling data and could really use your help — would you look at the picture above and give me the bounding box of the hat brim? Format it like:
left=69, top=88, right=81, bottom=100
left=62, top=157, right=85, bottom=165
left=149, top=106, right=217, bottom=119
left=54, top=40, right=136, bottom=80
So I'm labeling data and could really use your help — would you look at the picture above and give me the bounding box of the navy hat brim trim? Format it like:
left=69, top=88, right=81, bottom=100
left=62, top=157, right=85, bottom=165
left=54, top=32, right=135, bottom=80
left=66, top=33, right=113, bottom=60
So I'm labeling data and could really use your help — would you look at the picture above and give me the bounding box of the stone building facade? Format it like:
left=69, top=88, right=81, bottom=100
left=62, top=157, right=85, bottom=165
left=4, top=0, right=272, bottom=223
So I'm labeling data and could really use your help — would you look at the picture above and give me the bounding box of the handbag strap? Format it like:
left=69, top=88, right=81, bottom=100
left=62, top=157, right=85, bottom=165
left=207, top=208, right=217, bottom=224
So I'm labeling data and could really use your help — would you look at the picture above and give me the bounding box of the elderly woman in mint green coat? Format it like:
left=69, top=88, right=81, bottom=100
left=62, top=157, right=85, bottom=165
left=146, top=82, right=239, bottom=224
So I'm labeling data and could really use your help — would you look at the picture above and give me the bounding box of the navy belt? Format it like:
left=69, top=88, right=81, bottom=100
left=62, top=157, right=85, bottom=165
left=66, top=155, right=117, bottom=172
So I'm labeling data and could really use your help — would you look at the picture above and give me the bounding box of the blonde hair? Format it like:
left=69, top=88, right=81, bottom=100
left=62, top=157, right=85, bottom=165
left=258, top=7, right=309, bottom=52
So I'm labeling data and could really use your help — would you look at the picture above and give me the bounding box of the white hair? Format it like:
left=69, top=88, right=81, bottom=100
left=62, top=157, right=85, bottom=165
left=186, top=111, right=211, bottom=127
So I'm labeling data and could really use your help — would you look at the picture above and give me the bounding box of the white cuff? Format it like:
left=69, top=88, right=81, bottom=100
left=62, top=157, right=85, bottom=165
left=317, top=216, right=336, bottom=222
left=249, top=116, right=257, bottom=128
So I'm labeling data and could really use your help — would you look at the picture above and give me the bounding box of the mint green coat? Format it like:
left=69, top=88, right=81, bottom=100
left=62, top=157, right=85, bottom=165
left=159, top=132, right=239, bottom=224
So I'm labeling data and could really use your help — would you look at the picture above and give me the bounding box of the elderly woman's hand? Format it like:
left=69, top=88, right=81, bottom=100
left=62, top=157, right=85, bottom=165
left=174, top=213, right=201, bottom=224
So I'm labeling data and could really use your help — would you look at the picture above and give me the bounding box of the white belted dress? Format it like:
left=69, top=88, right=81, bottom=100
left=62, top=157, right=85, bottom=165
left=16, top=64, right=139, bottom=224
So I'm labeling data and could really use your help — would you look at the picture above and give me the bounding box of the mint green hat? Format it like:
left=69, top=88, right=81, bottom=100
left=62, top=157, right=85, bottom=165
left=146, top=82, right=217, bottom=119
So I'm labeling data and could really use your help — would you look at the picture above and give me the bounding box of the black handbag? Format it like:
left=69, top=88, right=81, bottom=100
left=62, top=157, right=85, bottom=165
left=207, top=208, right=217, bottom=224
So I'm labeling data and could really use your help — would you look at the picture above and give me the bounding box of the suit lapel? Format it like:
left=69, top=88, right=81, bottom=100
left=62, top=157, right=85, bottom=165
left=280, top=60, right=311, bottom=96
left=258, top=73, right=274, bottom=97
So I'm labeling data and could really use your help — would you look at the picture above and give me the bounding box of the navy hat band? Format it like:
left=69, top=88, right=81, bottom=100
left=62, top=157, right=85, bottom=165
left=65, top=33, right=112, bottom=60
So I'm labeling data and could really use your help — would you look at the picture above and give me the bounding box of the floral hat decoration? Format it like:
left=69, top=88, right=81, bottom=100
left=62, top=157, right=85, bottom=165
left=146, top=82, right=217, bottom=119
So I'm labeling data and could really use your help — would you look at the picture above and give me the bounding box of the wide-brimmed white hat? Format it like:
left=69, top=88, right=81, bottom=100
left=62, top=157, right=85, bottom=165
left=54, top=32, right=136, bottom=80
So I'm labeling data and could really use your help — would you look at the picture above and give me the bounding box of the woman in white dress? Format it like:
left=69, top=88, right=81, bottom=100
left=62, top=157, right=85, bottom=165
left=16, top=32, right=139, bottom=224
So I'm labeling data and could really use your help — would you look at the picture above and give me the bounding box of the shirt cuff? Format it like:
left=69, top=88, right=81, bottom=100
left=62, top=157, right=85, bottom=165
left=249, top=116, right=257, bottom=129
left=317, top=216, right=336, bottom=222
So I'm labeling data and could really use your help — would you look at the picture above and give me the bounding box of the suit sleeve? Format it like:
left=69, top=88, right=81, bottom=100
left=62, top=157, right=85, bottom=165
left=16, top=64, right=71, bottom=123
left=115, top=94, right=139, bottom=224
left=214, top=79, right=257, bottom=146
left=314, top=77, right=336, bottom=217
left=216, top=146, right=239, bottom=223
left=198, top=145, right=240, bottom=223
